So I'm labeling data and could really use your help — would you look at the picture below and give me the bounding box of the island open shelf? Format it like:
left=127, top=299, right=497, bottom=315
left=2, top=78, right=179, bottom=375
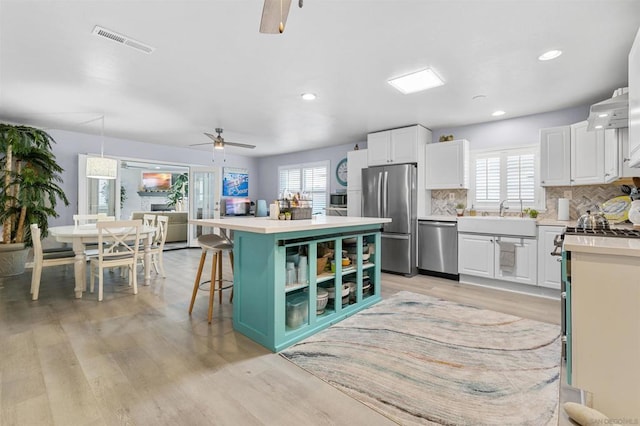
left=190, top=216, right=390, bottom=352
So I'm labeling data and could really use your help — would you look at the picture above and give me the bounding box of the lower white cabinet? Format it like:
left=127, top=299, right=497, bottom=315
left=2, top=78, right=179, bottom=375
left=537, top=226, right=564, bottom=289
left=458, top=233, right=537, bottom=285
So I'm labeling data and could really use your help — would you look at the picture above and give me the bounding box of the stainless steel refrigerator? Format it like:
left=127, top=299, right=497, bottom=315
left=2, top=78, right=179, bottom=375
left=362, top=163, right=417, bottom=276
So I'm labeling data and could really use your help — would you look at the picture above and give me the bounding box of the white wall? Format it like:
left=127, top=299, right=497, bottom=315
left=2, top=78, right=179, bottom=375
left=431, top=104, right=589, bottom=150
left=255, top=140, right=366, bottom=202
left=48, top=128, right=258, bottom=226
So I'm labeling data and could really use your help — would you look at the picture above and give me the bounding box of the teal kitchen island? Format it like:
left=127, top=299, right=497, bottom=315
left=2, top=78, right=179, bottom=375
left=190, top=216, right=391, bottom=352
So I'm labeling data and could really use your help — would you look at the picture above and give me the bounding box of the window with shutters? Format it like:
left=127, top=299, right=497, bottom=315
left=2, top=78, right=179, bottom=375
left=468, top=145, right=543, bottom=211
left=278, top=161, right=329, bottom=215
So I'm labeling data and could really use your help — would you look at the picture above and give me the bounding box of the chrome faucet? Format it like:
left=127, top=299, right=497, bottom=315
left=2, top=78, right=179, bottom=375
left=499, top=200, right=509, bottom=217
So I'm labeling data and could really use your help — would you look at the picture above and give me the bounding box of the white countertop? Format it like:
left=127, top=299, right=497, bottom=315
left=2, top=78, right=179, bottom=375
left=190, top=216, right=391, bottom=234
left=564, top=234, right=640, bottom=257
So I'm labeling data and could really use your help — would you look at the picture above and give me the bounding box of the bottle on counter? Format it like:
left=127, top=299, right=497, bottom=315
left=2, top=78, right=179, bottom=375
left=270, top=200, right=280, bottom=220
left=469, top=204, right=477, bottom=216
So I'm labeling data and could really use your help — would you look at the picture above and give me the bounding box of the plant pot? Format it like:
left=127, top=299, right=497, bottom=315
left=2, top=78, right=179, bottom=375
left=0, top=243, right=29, bottom=277
left=456, top=209, right=464, bottom=217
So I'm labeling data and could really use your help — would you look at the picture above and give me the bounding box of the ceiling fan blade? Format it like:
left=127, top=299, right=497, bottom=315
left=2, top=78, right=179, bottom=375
left=203, top=132, right=218, bottom=142
left=189, top=142, right=213, bottom=147
left=224, top=141, right=256, bottom=149
left=260, top=0, right=292, bottom=34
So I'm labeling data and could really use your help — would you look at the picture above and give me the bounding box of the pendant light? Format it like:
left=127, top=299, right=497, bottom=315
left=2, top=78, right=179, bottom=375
left=86, top=115, right=117, bottom=179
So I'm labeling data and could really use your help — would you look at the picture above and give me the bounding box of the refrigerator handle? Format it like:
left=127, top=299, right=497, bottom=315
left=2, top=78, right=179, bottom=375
left=377, top=171, right=383, bottom=217
left=382, top=171, right=388, bottom=218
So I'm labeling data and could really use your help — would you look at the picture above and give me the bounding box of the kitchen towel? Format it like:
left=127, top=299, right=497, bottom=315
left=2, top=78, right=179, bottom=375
left=558, top=198, right=570, bottom=221
left=499, top=241, right=516, bottom=272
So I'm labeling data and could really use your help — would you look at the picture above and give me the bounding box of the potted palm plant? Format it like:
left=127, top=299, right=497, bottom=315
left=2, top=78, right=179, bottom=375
left=0, top=123, right=69, bottom=276
left=166, top=173, right=188, bottom=211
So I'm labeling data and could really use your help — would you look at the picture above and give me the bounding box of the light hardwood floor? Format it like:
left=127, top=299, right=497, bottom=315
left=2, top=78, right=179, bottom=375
left=0, top=249, right=575, bottom=425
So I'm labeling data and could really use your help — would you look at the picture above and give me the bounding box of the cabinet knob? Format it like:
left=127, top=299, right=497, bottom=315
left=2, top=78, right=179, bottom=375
left=624, top=157, right=630, bottom=163
left=541, top=180, right=545, bottom=184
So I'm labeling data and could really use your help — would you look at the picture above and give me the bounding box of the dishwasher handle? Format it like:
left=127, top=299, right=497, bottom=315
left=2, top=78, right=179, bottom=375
left=419, top=221, right=457, bottom=227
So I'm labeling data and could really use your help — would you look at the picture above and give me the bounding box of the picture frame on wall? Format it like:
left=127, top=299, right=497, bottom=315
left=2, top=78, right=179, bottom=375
left=142, top=172, right=172, bottom=191
left=223, top=167, right=249, bottom=197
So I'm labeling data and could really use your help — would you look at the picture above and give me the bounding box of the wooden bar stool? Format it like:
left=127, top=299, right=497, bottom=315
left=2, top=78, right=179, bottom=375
left=189, top=233, right=234, bottom=323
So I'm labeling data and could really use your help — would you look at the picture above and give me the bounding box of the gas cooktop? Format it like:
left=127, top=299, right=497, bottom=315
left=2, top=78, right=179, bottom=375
left=564, top=227, right=640, bottom=238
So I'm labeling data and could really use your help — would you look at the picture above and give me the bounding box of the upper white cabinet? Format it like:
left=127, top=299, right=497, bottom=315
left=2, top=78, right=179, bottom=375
left=618, top=128, right=638, bottom=177
left=628, top=26, right=640, bottom=167
left=571, top=121, right=605, bottom=185
left=540, top=122, right=618, bottom=186
left=347, top=149, right=368, bottom=191
left=425, top=139, right=469, bottom=189
left=603, top=128, right=619, bottom=183
left=367, top=125, right=423, bottom=166
left=540, top=126, right=571, bottom=186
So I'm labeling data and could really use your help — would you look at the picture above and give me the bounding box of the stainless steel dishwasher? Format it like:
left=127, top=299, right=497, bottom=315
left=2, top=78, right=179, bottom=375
left=418, top=220, right=458, bottom=277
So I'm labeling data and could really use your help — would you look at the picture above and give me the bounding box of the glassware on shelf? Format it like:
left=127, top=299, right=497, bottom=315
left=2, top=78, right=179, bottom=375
left=298, top=255, right=308, bottom=284
left=286, top=262, right=296, bottom=286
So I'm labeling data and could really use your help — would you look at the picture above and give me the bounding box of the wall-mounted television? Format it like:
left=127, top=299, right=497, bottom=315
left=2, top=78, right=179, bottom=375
left=142, top=172, right=172, bottom=191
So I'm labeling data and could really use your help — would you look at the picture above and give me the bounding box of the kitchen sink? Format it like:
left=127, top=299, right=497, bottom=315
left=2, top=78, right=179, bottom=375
left=457, top=216, right=537, bottom=237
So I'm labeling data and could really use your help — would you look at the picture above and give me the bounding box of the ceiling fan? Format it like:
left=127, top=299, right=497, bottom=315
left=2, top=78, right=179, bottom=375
left=259, top=0, right=304, bottom=34
left=191, top=128, right=256, bottom=150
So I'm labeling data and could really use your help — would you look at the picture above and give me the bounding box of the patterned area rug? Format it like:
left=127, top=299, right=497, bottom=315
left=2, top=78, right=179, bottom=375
left=280, top=291, right=561, bottom=425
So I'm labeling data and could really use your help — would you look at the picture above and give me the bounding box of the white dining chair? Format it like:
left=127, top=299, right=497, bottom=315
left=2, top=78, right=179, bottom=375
left=30, top=223, right=76, bottom=300
left=130, top=214, right=168, bottom=278
left=73, top=213, right=115, bottom=227
left=89, top=220, right=142, bottom=301
left=142, top=214, right=156, bottom=227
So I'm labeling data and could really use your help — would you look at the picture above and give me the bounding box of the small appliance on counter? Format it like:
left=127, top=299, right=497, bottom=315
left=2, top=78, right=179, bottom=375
left=327, top=192, right=348, bottom=216
left=223, top=197, right=251, bottom=216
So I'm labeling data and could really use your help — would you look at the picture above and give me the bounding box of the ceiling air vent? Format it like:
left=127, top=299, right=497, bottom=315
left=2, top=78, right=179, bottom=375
left=92, top=25, right=155, bottom=54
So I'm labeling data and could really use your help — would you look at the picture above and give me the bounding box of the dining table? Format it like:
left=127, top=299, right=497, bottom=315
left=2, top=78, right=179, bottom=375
left=49, top=224, right=157, bottom=298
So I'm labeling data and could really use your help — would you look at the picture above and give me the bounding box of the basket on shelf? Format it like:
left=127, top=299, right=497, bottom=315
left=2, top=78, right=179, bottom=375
left=278, top=199, right=313, bottom=220
left=316, top=256, right=329, bottom=275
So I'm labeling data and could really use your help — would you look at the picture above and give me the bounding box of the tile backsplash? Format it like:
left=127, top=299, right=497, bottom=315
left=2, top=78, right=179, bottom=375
left=431, top=184, right=626, bottom=220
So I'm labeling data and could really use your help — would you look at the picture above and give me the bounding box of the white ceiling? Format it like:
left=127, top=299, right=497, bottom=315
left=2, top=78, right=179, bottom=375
left=1, top=0, right=640, bottom=157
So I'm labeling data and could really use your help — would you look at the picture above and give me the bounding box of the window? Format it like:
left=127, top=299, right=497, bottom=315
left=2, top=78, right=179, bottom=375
left=469, top=145, right=542, bottom=210
left=278, top=161, right=329, bottom=215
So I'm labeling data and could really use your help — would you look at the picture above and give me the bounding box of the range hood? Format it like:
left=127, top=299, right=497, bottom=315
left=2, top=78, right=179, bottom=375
left=587, top=87, right=628, bottom=131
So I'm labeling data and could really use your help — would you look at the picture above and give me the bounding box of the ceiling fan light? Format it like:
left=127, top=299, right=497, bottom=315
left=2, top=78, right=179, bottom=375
left=214, top=140, right=225, bottom=150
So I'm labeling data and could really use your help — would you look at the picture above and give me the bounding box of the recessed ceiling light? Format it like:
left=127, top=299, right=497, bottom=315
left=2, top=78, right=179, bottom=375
left=595, top=125, right=604, bottom=129
left=472, top=94, right=487, bottom=100
left=388, top=68, right=445, bottom=94
left=598, top=113, right=609, bottom=118
left=301, top=93, right=317, bottom=101
left=492, top=110, right=506, bottom=117
left=538, top=50, right=562, bottom=61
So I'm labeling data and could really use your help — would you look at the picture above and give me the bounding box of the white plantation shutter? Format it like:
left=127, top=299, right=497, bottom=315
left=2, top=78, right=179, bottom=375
left=475, top=156, right=500, bottom=203
left=278, top=161, right=329, bottom=215
left=470, top=146, right=542, bottom=210
left=506, top=154, right=535, bottom=202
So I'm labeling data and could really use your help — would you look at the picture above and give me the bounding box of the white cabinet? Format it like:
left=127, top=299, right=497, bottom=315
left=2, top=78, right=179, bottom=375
left=571, top=121, right=605, bottom=185
left=540, top=126, right=571, bottom=186
left=629, top=27, right=640, bottom=167
left=347, top=190, right=361, bottom=216
left=347, top=149, right=368, bottom=191
left=458, top=233, right=537, bottom=285
left=603, top=128, right=619, bottom=183
left=618, top=128, right=638, bottom=177
left=540, top=123, right=616, bottom=186
left=537, top=226, right=564, bottom=289
left=458, top=234, right=494, bottom=278
left=425, top=139, right=469, bottom=189
left=367, top=126, right=422, bottom=166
